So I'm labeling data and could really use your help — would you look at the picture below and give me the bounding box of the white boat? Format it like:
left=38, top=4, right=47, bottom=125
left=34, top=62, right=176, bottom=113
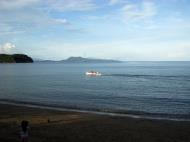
left=86, top=71, right=102, bottom=76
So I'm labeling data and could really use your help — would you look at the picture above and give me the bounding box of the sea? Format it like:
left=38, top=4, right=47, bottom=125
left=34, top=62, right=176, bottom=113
left=0, top=62, right=190, bottom=120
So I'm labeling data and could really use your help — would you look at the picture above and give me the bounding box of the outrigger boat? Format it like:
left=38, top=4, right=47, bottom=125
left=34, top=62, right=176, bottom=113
left=86, top=71, right=102, bottom=76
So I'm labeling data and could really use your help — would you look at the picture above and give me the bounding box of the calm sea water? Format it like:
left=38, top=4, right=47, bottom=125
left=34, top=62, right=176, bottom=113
left=0, top=62, right=190, bottom=119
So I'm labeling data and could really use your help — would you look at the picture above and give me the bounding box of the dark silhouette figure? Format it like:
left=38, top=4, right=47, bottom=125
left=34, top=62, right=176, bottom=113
left=20, top=120, right=29, bottom=142
left=47, top=118, right=50, bottom=123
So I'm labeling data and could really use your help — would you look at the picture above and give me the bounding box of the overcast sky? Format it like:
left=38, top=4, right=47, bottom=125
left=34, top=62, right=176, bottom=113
left=0, top=0, right=190, bottom=61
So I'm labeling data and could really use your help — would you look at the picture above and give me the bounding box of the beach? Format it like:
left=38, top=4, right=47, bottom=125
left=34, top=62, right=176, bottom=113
left=0, top=103, right=190, bottom=142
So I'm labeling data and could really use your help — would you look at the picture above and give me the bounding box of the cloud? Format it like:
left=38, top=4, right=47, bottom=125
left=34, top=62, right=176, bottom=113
left=109, top=0, right=120, bottom=5
left=0, top=0, right=39, bottom=10
left=46, top=0, right=96, bottom=12
left=0, top=42, right=15, bottom=53
left=0, top=12, right=69, bottom=36
left=53, top=18, right=70, bottom=25
left=0, top=0, right=96, bottom=11
left=109, top=0, right=127, bottom=6
left=0, top=0, right=97, bottom=36
left=121, top=0, right=156, bottom=22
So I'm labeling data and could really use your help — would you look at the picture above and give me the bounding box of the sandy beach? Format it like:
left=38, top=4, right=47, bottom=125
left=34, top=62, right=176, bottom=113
left=0, top=103, right=190, bottom=142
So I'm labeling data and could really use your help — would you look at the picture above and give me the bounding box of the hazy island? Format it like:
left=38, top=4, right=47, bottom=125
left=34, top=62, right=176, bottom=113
left=36, top=57, right=121, bottom=63
left=0, top=54, right=33, bottom=63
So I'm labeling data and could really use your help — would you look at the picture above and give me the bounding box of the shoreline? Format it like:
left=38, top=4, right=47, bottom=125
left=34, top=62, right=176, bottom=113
left=0, top=99, right=190, bottom=122
left=0, top=103, right=190, bottom=142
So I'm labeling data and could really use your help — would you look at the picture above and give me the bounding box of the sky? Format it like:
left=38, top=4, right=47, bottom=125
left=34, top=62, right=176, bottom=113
left=0, top=0, right=190, bottom=61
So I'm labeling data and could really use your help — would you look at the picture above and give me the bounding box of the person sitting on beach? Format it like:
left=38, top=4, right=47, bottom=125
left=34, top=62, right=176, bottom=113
left=20, top=120, right=29, bottom=142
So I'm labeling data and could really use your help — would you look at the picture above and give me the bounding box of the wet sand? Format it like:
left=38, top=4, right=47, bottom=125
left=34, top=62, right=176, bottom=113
left=0, top=103, right=190, bottom=142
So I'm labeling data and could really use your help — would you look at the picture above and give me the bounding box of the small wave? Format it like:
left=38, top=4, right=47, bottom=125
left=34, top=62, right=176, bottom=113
left=0, top=99, right=190, bottom=121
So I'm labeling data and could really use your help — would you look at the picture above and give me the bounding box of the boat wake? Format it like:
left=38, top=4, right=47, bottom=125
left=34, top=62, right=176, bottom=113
left=102, top=74, right=190, bottom=80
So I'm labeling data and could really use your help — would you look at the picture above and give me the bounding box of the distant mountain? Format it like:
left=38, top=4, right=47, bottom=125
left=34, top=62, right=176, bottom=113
left=0, top=54, right=33, bottom=63
left=61, top=57, right=121, bottom=63
left=35, top=57, right=121, bottom=63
